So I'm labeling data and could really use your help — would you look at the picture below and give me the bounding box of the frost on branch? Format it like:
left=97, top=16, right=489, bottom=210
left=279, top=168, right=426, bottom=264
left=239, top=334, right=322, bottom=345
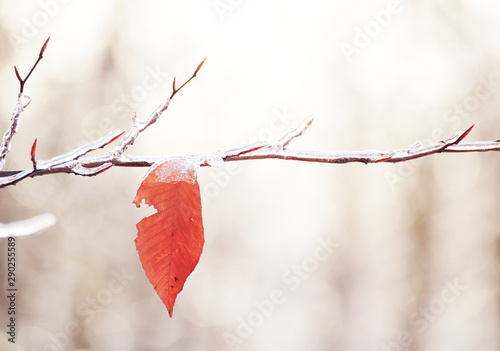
left=0, top=37, right=49, bottom=170
left=2, top=39, right=500, bottom=187
left=0, top=94, right=32, bottom=170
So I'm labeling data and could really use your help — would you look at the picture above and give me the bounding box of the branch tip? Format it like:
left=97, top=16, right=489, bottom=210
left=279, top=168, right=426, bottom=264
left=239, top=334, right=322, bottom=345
left=278, top=115, right=316, bottom=148
left=39, top=37, right=50, bottom=59
left=14, top=66, right=22, bottom=82
left=306, top=116, right=315, bottom=126
left=169, top=60, right=205, bottom=99
left=30, top=138, right=38, bottom=169
left=194, top=58, right=206, bottom=76
left=458, top=124, right=474, bottom=143
left=17, top=37, right=50, bottom=92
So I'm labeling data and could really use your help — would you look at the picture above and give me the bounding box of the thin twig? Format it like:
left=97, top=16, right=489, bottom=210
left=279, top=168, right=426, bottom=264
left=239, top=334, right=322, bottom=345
left=278, top=116, right=314, bottom=148
left=0, top=130, right=123, bottom=187
left=30, top=138, right=38, bottom=170
left=0, top=56, right=206, bottom=187
left=222, top=124, right=489, bottom=164
left=15, top=37, right=50, bottom=93
left=0, top=94, right=31, bottom=170
left=114, top=58, right=206, bottom=154
left=170, top=58, right=206, bottom=99
left=0, top=37, right=49, bottom=170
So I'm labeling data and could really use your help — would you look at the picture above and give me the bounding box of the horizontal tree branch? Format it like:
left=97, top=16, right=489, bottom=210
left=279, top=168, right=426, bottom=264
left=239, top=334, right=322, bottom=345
left=0, top=115, right=497, bottom=189
left=2, top=39, right=500, bottom=190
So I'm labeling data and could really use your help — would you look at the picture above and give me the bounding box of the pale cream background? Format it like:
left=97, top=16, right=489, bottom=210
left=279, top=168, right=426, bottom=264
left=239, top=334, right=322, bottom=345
left=0, top=1, right=499, bottom=350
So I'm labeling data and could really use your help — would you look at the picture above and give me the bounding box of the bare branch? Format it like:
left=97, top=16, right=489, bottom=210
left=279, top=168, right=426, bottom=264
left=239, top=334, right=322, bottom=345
left=72, top=162, right=113, bottom=176
left=2, top=43, right=500, bottom=189
left=0, top=93, right=32, bottom=170
left=222, top=125, right=487, bottom=164
left=278, top=116, right=315, bottom=148
left=170, top=58, right=206, bottom=99
left=38, top=129, right=124, bottom=169
left=114, top=58, right=206, bottom=154
left=0, top=56, right=207, bottom=186
left=1, top=116, right=500, bottom=189
left=0, top=130, right=123, bottom=187
left=16, top=36, right=50, bottom=93
left=30, top=138, right=38, bottom=169
left=0, top=38, right=49, bottom=170
left=220, top=141, right=269, bottom=158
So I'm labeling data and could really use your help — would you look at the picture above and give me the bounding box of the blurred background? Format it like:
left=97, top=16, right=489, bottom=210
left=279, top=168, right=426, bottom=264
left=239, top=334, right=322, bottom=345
left=0, top=0, right=499, bottom=350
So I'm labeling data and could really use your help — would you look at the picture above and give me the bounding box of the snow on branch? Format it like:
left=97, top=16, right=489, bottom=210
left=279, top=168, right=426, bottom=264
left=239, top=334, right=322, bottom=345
left=1, top=39, right=500, bottom=190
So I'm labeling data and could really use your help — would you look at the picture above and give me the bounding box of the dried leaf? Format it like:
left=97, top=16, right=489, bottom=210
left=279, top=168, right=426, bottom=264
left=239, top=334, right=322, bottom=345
left=133, top=159, right=204, bottom=317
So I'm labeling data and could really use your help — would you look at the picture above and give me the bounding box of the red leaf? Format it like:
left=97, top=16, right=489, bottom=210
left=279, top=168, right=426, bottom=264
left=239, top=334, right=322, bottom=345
left=133, top=159, right=204, bottom=317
